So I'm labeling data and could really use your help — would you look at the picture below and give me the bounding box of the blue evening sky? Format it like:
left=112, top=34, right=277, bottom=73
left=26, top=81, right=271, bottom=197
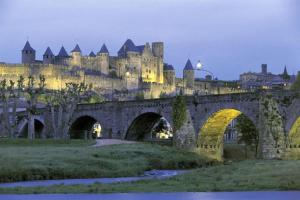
left=0, top=0, right=299, bottom=80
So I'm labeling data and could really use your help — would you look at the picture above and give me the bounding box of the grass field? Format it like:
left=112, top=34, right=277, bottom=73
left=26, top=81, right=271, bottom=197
left=1, top=159, right=300, bottom=194
left=0, top=139, right=210, bottom=183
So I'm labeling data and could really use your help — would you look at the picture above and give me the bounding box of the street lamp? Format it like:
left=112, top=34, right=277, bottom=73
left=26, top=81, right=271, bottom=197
left=111, top=79, right=114, bottom=101
left=196, top=60, right=203, bottom=70
left=195, top=60, right=214, bottom=80
left=125, top=71, right=130, bottom=92
left=194, top=60, right=215, bottom=95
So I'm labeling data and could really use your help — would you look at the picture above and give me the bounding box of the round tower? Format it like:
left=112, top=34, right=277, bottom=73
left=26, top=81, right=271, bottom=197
left=71, top=44, right=82, bottom=67
left=183, top=59, right=195, bottom=89
left=43, top=47, right=54, bottom=64
left=22, top=41, right=36, bottom=64
left=57, top=46, right=69, bottom=65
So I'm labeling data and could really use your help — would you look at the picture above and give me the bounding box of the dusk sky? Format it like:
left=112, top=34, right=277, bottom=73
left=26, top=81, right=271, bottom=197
left=0, top=0, right=299, bottom=80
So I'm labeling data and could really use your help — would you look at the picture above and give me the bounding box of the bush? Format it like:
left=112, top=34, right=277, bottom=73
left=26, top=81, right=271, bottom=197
left=135, top=92, right=145, bottom=100
left=159, top=92, right=168, bottom=99
left=172, top=95, right=187, bottom=132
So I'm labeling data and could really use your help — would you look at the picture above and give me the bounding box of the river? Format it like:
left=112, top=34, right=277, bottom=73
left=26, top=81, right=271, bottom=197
left=0, top=170, right=188, bottom=188
left=0, top=191, right=299, bottom=200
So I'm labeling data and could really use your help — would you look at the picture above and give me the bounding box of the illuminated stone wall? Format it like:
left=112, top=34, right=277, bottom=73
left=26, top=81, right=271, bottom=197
left=288, top=117, right=300, bottom=146
left=84, top=74, right=125, bottom=91
left=141, top=82, right=176, bottom=99
left=0, top=62, right=173, bottom=99
left=176, top=78, right=244, bottom=96
left=196, top=109, right=242, bottom=160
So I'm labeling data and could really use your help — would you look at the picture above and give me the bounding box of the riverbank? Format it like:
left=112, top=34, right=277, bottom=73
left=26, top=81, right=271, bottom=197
left=0, top=139, right=210, bottom=183
left=1, top=159, right=300, bottom=194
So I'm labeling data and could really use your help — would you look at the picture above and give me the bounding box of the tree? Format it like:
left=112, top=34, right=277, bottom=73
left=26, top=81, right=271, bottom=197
left=25, top=75, right=46, bottom=139
left=0, top=76, right=24, bottom=138
left=159, top=91, right=168, bottom=99
left=172, top=95, right=187, bottom=132
left=135, top=92, right=144, bottom=100
left=0, top=79, right=10, bottom=137
left=291, top=73, right=300, bottom=90
left=84, top=93, right=105, bottom=103
left=235, top=114, right=259, bottom=157
left=46, top=82, right=91, bottom=139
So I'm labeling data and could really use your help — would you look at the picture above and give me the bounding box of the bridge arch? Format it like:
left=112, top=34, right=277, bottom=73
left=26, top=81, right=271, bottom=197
left=281, top=98, right=300, bottom=149
left=287, top=117, right=300, bottom=148
left=125, top=112, right=172, bottom=141
left=69, top=115, right=102, bottom=139
left=17, top=117, right=45, bottom=138
left=197, top=108, right=257, bottom=160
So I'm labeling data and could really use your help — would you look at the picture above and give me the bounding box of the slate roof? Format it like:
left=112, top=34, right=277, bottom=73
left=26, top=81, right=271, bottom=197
left=71, top=44, right=81, bottom=53
left=136, top=45, right=145, bottom=53
left=118, top=39, right=139, bottom=56
left=58, top=46, right=69, bottom=57
left=43, top=47, right=54, bottom=56
left=22, top=41, right=35, bottom=52
left=89, top=51, right=96, bottom=57
left=164, top=63, right=174, bottom=71
left=99, top=44, right=109, bottom=54
left=184, top=59, right=194, bottom=70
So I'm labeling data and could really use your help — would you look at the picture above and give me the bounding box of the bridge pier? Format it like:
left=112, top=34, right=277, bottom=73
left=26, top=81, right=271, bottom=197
left=258, top=95, right=286, bottom=159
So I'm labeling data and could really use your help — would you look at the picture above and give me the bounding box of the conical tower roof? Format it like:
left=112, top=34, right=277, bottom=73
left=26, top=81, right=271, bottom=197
left=164, top=63, right=174, bottom=71
left=89, top=51, right=96, bottom=57
left=22, top=41, right=35, bottom=51
left=99, top=44, right=109, bottom=54
left=184, top=59, right=194, bottom=70
left=43, top=47, right=54, bottom=56
left=71, top=44, right=81, bottom=53
left=58, top=46, right=69, bottom=57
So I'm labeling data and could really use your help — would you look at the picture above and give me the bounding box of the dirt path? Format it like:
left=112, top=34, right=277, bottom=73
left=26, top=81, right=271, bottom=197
left=93, top=139, right=136, bottom=147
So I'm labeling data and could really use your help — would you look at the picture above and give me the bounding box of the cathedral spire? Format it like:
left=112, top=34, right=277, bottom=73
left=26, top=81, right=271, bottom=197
left=283, top=65, right=288, bottom=75
left=282, top=65, right=290, bottom=80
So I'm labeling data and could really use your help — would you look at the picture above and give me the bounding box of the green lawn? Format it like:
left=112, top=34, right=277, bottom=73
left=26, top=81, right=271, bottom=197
left=2, top=160, right=300, bottom=194
left=0, top=139, right=210, bottom=183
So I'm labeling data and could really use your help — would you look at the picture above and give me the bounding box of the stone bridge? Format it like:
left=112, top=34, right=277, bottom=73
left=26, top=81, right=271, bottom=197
left=17, top=91, right=300, bottom=160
